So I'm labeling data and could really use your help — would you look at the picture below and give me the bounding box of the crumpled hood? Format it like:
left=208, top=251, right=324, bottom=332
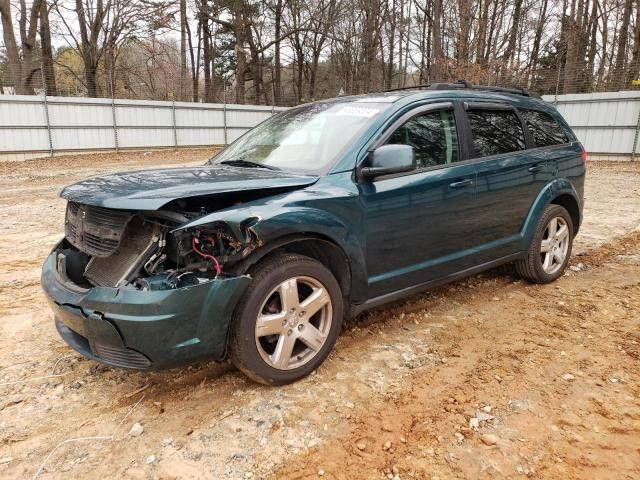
left=60, top=165, right=319, bottom=210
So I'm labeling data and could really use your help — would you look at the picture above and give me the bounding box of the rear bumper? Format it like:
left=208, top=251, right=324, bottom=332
left=42, top=240, right=251, bottom=369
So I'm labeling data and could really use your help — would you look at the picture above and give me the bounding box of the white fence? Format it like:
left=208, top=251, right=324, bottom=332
left=542, top=91, right=640, bottom=160
left=0, top=95, right=287, bottom=161
left=1, top=91, right=638, bottom=161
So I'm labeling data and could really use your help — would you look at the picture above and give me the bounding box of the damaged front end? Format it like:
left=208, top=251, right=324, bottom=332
left=63, top=200, right=260, bottom=291
left=42, top=200, right=259, bottom=369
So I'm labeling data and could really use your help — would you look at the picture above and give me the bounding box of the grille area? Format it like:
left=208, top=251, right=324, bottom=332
left=84, top=217, right=161, bottom=287
left=65, top=202, right=133, bottom=257
left=93, top=342, right=151, bottom=368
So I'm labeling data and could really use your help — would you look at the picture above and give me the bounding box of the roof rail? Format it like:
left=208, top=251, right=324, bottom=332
left=382, top=79, right=541, bottom=99
left=381, top=84, right=433, bottom=92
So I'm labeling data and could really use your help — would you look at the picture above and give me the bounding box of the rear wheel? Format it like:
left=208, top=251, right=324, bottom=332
left=229, top=253, right=343, bottom=385
left=515, top=204, right=574, bottom=283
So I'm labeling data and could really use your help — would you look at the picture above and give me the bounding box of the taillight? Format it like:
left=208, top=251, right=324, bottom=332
left=580, top=147, right=587, bottom=165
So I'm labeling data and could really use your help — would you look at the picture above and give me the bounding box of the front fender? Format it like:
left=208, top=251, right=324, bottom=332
left=174, top=203, right=368, bottom=303
left=521, top=178, right=582, bottom=244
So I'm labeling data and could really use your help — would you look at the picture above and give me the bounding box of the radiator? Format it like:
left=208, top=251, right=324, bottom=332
left=85, top=217, right=161, bottom=287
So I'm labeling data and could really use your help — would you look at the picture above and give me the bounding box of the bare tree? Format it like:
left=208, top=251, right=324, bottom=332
left=1, top=0, right=638, bottom=103
left=0, top=0, right=43, bottom=94
left=53, top=0, right=154, bottom=97
left=40, top=1, right=57, bottom=95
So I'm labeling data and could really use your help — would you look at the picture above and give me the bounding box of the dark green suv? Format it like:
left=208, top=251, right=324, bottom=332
left=42, top=82, right=585, bottom=384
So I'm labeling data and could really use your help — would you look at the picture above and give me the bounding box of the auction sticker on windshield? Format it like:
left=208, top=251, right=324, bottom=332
left=336, top=106, right=380, bottom=117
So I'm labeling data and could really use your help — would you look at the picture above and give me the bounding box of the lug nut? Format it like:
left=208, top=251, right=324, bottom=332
left=298, top=324, right=304, bottom=330
left=287, top=329, right=293, bottom=336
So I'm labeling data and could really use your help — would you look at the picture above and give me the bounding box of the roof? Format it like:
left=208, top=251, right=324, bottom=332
left=303, top=81, right=553, bottom=114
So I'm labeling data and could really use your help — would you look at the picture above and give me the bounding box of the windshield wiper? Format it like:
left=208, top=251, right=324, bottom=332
left=218, top=159, right=281, bottom=171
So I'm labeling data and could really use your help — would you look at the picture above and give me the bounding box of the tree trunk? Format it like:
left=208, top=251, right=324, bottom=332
left=585, top=0, right=598, bottom=90
left=386, top=0, right=396, bottom=90
left=186, top=11, right=199, bottom=102
left=613, top=0, right=632, bottom=89
left=85, top=65, right=99, bottom=98
left=75, top=0, right=103, bottom=97
left=0, top=0, right=42, bottom=95
left=485, top=0, right=502, bottom=63
left=563, top=0, right=577, bottom=93
left=180, top=0, right=187, bottom=100
left=234, top=0, right=247, bottom=104
left=39, top=1, right=56, bottom=95
left=628, top=0, right=640, bottom=84
left=202, top=12, right=213, bottom=103
left=476, top=0, right=490, bottom=64
left=528, top=0, right=548, bottom=79
left=295, top=46, right=304, bottom=102
left=595, top=1, right=608, bottom=86
left=457, top=0, right=472, bottom=65
left=308, top=52, right=321, bottom=99
left=273, top=0, right=282, bottom=105
left=432, top=0, right=443, bottom=81
left=503, top=0, right=523, bottom=68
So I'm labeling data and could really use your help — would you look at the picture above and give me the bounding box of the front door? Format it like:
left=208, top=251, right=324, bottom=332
left=359, top=104, right=479, bottom=298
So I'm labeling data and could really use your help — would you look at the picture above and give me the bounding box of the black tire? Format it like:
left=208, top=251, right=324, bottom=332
left=229, top=253, right=344, bottom=385
left=515, top=204, right=574, bottom=284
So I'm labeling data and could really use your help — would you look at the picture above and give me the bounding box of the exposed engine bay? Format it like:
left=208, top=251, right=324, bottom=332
left=62, top=201, right=261, bottom=291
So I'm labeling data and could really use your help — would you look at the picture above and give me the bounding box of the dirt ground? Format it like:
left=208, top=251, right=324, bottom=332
left=0, top=151, right=639, bottom=480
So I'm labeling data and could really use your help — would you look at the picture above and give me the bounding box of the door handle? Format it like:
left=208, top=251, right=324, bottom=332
left=449, top=179, right=473, bottom=188
left=528, top=164, right=544, bottom=173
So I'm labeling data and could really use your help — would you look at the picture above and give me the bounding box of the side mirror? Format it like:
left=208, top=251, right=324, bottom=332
left=359, top=144, right=416, bottom=180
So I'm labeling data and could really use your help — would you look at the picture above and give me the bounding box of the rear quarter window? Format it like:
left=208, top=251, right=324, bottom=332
left=519, top=109, right=570, bottom=147
left=467, top=108, right=526, bottom=158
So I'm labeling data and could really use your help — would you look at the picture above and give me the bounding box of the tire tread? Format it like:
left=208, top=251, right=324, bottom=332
left=515, top=204, right=574, bottom=284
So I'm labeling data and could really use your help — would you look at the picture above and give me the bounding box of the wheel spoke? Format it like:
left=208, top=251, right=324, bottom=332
left=278, top=278, right=299, bottom=312
left=555, top=224, right=569, bottom=241
left=256, top=312, right=286, bottom=337
left=547, top=218, right=558, bottom=238
left=553, top=249, right=564, bottom=264
left=298, top=324, right=327, bottom=351
left=542, top=251, right=553, bottom=271
left=540, top=239, right=551, bottom=253
left=271, top=333, right=297, bottom=369
left=299, top=287, right=330, bottom=318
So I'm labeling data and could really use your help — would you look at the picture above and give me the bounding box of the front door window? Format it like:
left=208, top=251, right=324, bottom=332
left=386, top=110, right=460, bottom=169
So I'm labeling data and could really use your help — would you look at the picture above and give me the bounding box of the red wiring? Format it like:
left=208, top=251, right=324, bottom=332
left=192, top=236, right=221, bottom=275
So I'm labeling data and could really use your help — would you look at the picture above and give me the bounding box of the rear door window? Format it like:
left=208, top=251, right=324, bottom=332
left=467, top=108, right=526, bottom=158
left=520, top=109, right=570, bottom=147
left=386, top=109, right=459, bottom=169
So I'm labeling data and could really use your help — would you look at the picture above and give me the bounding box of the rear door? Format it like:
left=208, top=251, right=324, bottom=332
left=465, top=103, right=551, bottom=261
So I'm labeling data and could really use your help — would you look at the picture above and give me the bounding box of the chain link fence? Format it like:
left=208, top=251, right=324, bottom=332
left=1, top=54, right=639, bottom=106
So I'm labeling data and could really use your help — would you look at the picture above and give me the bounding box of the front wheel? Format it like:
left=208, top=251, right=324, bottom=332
left=515, top=204, right=574, bottom=284
left=229, top=253, right=344, bottom=385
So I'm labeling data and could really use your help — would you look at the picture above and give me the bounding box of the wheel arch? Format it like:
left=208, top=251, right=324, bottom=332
left=230, top=233, right=361, bottom=309
left=522, top=179, right=582, bottom=243
left=549, top=193, right=581, bottom=235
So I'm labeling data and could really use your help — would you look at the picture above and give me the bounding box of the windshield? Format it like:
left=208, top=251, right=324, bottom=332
left=210, top=100, right=388, bottom=174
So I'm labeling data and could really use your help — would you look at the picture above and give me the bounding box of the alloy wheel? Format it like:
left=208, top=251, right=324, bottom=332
left=540, top=216, right=570, bottom=274
left=255, top=276, right=333, bottom=370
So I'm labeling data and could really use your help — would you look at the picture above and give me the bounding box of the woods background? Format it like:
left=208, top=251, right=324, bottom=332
left=0, top=0, right=639, bottom=106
